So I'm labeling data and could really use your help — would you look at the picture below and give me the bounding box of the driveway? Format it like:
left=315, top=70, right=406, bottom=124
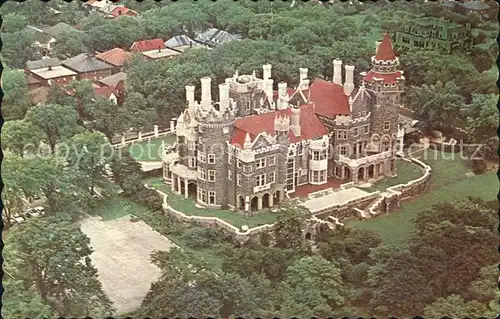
left=80, top=215, right=178, bottom=315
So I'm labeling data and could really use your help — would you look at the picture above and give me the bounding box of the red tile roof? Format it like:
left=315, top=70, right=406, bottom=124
left=363, top=71, right=402, bottom=84
left=230, top=104, right=329, bottom=147
left=111, top=6, right=137, bottom=17
left=96, top=48, right=132, bottom=67
left=130, top=38, right=165, bottom=52
left=308, top=79, right=350, bottom=117
left=375, top=33, right=396, bottom=61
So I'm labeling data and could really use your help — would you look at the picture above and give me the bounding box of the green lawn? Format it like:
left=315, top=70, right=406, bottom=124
left=366, top=160, right=423, bottom=192
left=346, top=150, right=497, bottom=247
left=125, top=135, right=176, bottom=162
left=143, top=177, right=284, bottom=229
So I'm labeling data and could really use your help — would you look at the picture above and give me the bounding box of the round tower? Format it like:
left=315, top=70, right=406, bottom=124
left=195, top=78, right=236, bottom=208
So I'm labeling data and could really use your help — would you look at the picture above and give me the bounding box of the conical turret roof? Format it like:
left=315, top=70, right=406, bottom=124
left=375, top=32, right=396, bottom=61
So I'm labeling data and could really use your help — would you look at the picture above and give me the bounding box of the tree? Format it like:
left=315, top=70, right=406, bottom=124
left=92, top=97, right=130, bottom=140
left=273, top=206, right=308, bottom=250
left=2, top=277, right=54, bottom=319
left=2, top=120, right=44, bottom=157
left=1, top=13, right=28, bottom=33
left=1, top=68, right=31, bottom=119
left=109, top=151, right=144, bottom=196
left=66, top=79, right=96, bottom=119
left=404, top=80, right=465, bottom=130
left=2, top=28, right=40, bottom=68
left=5, top=216, right=114, bottom=317
left=423, top=295, right=490, bottom=319
left=66, top=131, right=114, bottom=195
left=467, top=264, right=500, bottom=314
left=471, top=47, right=494, bottom=73
left=26, top=104, right=79, bottom=154
left=122, top=92, right=152, bottom=133
left=52, top=29, right=89, bottom=59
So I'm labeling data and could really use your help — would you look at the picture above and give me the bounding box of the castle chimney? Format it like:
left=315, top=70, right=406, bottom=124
left=265, top=78, right=274, bottom=106
left=343, top=64, right=355, bottom=96
left=277, top=81, right=288, bottom=110
left=158, top=46, right=161, bottom=53
left=348, top=96, right=354, bottom=113
left=218, top=83, right=229, bottom=112
left=299, top=68, right=308, bottom=82
left=333, top=59, right=342, bottom=85
left=274, top=114, right=290, bottom=144
left=262, top=64, right=272, bottom=80
left=200, top=77, right=211, bottom=108
left=185, top=85, right=195, bottom=105
left=244, top=133, right=252, bottom=150
left=290, top=106, right=301, bottom=137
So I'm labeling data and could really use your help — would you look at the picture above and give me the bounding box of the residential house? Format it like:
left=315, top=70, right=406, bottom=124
left=194, top=28, right=242, bottom=48
left=130, top=38, right=165, bottom=53
left=29, top=22, right=78, bottom=57
left=96, top=48, right=132, bottom=74
left=98, top=72, right=127, bottom=105
left=94, top=85, right=118, bottom=104
left=394, top=17, right=473, bottom=53
left=62, top=53, right=114, bottom=81
left=25, top=57, right=62, bottom=89
left=110, top=6, right=138, bottom=17
left=28, top=65, right=78, bottom=87
left=165, top=35, right=202, bottom=52
left=141, top=47, right=181, bottom=61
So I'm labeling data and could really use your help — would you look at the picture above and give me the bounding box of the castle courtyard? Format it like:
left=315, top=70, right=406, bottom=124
left=79, top=215, right=178, bottom=314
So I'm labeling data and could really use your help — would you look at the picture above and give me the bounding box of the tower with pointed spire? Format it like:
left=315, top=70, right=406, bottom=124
left=360, top=32, right=405, bottom=148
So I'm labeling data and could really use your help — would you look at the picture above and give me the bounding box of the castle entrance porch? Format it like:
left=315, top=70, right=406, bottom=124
left=250, top=196, right=259, bottom=212
left=237, top=195, right=245, bottom=210
left=187, top=182, right=197, bottom=198
left=357, top=167, right=365, bottom=181
left=274, top=190, right=281, bottom=205
left=262, top=193, right=274, bottom=209
left=368, top=165, right=375, bottom=179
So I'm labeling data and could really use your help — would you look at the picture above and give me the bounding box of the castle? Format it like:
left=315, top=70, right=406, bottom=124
left=162, top=33, right=406, bottom=212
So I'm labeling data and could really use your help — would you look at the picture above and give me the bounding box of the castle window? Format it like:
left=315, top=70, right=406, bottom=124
left=353, top=128, right=359, bottom=137
left=198, top=168, right=206, bottom=180
left=197, top=152, right=206, bottom=162
left=312, top=150, right=320, bottom=161
left=188, top=156, right=197, bottom=168
left=268, top=155, right=276, bottom=166
left=246, top=101, right=251, bottom=110
left=297, top=144, right=303, bottom=155
left=237, top=159, right=242, bottom=168
left=237, top=174, right=242, bottom=186
left=383, top=121, right=390, bottom=131
left=311, top=170, right=320, bottom=183
left=321, top=149, right=327, bottom=160
left=208, top=154, right=215, bottom=164
left=255, top=174, right=266, bottom=186
left=208, top=191, right=216, bottom=205
left=244, top=165, right=252, bottom=173
left=336, top=130, right=348, bottom=140
left=197, top=188, right=207, bottom=203
left=339, top=145, right=348, bottom=156
left=256, top=158, right=266, bottom=169
left=269, top=172, right=275, bottom=184
left=228, top=155, right=232, bottom=164
left=228, top=170, right=232, bottom=180
left=320, top=170, right=326, bottom=182
left=364, top=126, right=370, bottom=134
left=198, top=136, right=203, bottom=144
left=208, top=170, right=216, bottom=182
left=188, top=141, right=196, bottom=150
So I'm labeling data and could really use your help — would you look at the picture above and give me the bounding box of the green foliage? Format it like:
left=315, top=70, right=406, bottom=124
left=1, top=13, right=28, bottom=33
left=2, top=277, right=55, bottom=319
left=2, top=120, right=44, bottom=157
left=2, top=28, right=40, bottom=68
left=424, top=295, right=491, bottom=319
left=5, top=216, right=114, bottom=317
left=1, top=68, right=31, bottom=119
left=181, top=227, right=224, bottom=248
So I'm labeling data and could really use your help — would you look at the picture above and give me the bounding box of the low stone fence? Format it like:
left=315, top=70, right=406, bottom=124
left=112, top=128, right=175, bottom=149
left=365, top=156, right=432, bottom=217
left=310, top=191, right=381, bottom=220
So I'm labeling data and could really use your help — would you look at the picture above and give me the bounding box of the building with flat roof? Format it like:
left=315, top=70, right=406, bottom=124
left=141, top=48, right=181, bottom=61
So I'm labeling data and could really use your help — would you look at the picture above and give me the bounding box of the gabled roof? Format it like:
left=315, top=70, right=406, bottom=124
left=110, top=6, right=138, bottom=17
left=96, top=48, right=132, bottom=67
left=27, top=26, right=54, bottom=44
left=165, top=35, right=197, bottom=48
left=308, top=79, right=350, bottom=117
left=195, top=28, right=241, bottom=46
left=25, top=57, right=61, bottom=71
left=98, top=72, right=127, bottom=87
left=230, top=104, right=329, bottom=147
left=130, top=38, right=165, bottom=52
left=43, top=22, right=78, bottom=38
left=94, top=85, right=117, bottom=99
left=62, top=53, right=114, bottom=73
left=375, top=33, right=396, bottom=61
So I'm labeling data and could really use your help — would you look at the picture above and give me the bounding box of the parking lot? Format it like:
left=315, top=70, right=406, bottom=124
left=79, top=215, right=178, bottom=315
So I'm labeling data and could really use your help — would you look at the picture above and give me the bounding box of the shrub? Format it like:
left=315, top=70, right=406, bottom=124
left=181, top=227, right=222, bottom=248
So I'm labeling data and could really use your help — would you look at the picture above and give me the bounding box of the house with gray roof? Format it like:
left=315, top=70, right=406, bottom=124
left=194, top=28, right=242, bottom=48
left=25, top=57, right=61, bottom=71
left=165, top=35, right=203, bottom=52
left=28, top=23, right=78, bottom=57
left=61, top=53, right=114, bottom=81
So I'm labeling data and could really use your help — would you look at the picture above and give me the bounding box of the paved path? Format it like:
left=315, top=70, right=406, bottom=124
left=80, top=215, right=177, bottom=315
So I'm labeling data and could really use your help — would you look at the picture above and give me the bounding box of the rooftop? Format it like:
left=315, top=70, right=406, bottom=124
left=230, top=104, right=329, bottom=147
left=141, top=48, right=181, bottom=60
left=99, top=72, right=127, bottom=87
left=131, top=38, right=165, bottom=52
left=43, top=22, right=78, bottom=38
left=31, top=66, right=77, bottom=79
left=375, top=33, right=396, bottom=61
left=165, top=35, right=197, bottom=48
left=96, top=48, right=132, bottom=67
left=62, top=53, right=114, bottom=73
left=110, top=6, right=138, bottom=17
left=26, top=57, right=61, bottom=70
left=195, top=28, right=241, bottom=46
left=308, top=79, right=350, bottom=117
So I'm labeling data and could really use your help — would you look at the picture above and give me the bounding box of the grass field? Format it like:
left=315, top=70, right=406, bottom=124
left=346, top=150, right=497, bottom=247
left=366, top=160, right=423, bottom=192
left=143, top=177, right=284, bottom=229
left=125, top=135, right=176, bottom=162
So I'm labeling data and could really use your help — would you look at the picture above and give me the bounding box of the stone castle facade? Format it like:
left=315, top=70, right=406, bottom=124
left=163, top=33, right=406, bottom=212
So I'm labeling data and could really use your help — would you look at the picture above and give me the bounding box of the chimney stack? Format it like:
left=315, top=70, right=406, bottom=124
left=333, top=59, right=342, bottom=85
left=158, top=46, right=161, bottom=53
left=299, top=68, right=308, bottom=82
left=343, top=65, right=355, bottom=96
left=200, top=77, right=212, bottom=108
left=290, top=106, right=301, bottom=137
left=277, top=82, right=288, bottom=110
left=262, top=64, right=272, bottom=80
left=265, top=78, right=274, bottom=105
left=185, top=85, right=195, bottom=105
left=218, top=83, right=230, bottom=112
